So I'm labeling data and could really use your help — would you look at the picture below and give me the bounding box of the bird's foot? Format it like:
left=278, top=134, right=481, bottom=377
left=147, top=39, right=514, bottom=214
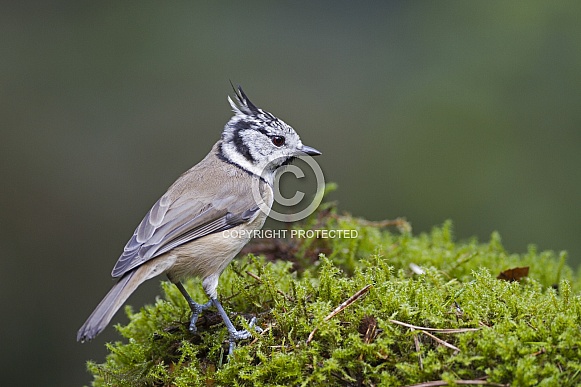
left=187, top=300, right=213, bottom=333
left=227, top=317, right=262, bottom=355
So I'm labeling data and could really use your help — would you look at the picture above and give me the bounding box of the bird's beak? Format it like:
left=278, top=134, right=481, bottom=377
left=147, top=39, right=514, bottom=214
left=298, top=145, right=322, bottom=156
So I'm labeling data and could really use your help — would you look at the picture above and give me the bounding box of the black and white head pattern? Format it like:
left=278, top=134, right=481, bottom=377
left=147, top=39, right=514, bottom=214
left=219, top=86, right=307, bottom=184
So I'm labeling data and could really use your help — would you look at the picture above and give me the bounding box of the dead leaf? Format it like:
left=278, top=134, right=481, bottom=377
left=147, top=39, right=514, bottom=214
left=497, top=266, right=529, bottom=282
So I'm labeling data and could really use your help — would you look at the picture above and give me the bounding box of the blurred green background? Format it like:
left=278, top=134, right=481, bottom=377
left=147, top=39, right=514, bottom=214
left=2, top=2, right=580, bottom=385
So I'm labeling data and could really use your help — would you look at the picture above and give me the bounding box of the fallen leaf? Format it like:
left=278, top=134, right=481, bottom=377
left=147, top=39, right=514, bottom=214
left=497, top=266, right=529, bottom=282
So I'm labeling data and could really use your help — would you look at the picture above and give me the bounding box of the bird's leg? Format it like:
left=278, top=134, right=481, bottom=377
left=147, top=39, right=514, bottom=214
left=174, top=281, right=212, bottom=332
left=211, top=297, right=262, bottom=355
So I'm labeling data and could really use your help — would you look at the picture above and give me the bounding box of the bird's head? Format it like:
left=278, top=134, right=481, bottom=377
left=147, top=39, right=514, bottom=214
left=220, top=85, right=321, bottom=183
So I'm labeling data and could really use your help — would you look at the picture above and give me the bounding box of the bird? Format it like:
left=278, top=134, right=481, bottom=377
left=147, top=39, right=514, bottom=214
left=77, top=85, right=321, bottom=353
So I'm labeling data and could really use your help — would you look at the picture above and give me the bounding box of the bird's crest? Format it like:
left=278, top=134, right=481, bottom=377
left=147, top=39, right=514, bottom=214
left=228, top=81, right=262, bottom=117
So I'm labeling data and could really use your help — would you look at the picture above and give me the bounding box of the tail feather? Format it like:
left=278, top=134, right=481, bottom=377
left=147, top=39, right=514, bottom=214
left=77, top=269, right=143, bottom=342
left=78, top=255, right=176, bottom=342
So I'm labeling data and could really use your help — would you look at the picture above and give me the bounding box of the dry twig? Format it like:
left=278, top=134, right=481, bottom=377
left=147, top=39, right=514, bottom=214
left=390, top=318, right=476, bottom=355
left=402, top=380, right=507, bottom=387
left=420, top=329, right=460, bottom=352
left=306, top=284, right=372, bottom=344
left=389, top=319, right=479, bottom=333
left=411, top=328, right=423, bottom=370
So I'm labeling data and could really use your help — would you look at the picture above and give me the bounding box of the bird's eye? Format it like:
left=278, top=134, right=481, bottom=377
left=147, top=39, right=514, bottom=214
left=271, top=136, right=285, bottom=147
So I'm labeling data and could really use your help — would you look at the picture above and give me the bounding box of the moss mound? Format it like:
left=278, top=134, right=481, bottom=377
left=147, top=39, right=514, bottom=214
left=85, top=200, right=581, bottom=386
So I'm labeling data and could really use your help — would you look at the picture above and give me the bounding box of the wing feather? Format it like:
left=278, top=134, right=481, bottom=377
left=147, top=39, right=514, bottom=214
left=111, top=191, right=260, bottom=278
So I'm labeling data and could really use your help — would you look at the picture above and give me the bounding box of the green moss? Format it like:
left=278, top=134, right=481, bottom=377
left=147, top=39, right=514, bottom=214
left=85, top=200, right=581, bottom=386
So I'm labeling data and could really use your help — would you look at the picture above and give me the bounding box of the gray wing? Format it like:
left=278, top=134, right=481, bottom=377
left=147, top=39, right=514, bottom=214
left=111, top=192, right=260, bottom=278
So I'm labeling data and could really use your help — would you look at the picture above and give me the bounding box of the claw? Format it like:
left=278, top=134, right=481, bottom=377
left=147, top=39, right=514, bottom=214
left=227, top=328, right=251, bottom=355
left=174, top=282, right=213, bottom=333
left=174, top=281, right=262, bottom=355
left=249, top=316, right=263, bottom=333
left=186, top=300, right=212, bottom=332
left=225, top=316, right=263, bottom=354
left=230, top=328, right=252, bottom=340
